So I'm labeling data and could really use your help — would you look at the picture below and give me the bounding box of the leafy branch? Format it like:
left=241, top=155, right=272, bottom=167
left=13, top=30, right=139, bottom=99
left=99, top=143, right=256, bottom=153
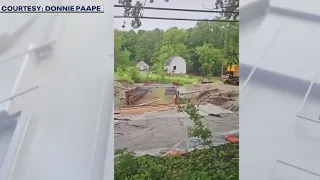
left=178, top=98, right=213, bottom=147
left=118, top=0, right=239, bottom=28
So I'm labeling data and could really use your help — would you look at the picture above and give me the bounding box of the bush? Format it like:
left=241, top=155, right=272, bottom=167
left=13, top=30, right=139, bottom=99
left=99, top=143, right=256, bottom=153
left=115, top=144, right=239, bottom=180
left=126, top=67, right=140, bottom=82
left=115, top=67, right=202, bottom=84
left=116, top=67, right=125, bottom=77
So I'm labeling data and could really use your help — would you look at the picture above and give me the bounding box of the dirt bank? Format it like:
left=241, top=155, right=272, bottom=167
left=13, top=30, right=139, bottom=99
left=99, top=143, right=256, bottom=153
left=114, top=81, right=137, bottom=108
left=114, top=81, right=137, bottom=95
left=181, top=84, right=239, bottom=112
left=197, top=89, right=239, bottom=112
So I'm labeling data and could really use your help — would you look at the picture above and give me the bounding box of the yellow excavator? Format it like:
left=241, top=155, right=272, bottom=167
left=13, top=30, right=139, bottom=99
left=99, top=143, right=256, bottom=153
left=221, top=64, right=239, bottom=86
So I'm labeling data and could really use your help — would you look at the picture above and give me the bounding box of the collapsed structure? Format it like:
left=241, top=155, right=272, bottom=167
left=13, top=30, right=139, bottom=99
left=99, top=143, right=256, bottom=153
left=124, top=84, right=178, bottom=106
left=114, top=82, right=239, bottom=154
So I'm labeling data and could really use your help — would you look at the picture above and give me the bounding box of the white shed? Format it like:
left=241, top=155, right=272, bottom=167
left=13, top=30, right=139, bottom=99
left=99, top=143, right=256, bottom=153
left=136, top=61, right=149, bottom=71
left=164, top=56, right=186, bottom=74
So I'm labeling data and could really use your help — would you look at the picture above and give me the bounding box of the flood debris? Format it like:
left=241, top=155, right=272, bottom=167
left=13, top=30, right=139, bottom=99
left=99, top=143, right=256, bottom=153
left=124, top=84, right=178, bottom=106
left=199, top=78, right=213, bottom=84
left=115, top=83, right=179, bottom=117
left=114, top=82, right=239, bottom=155
left=196, top=90, right=239, bottom=112
left=115, top=104, right=176, bottom=116
left=208, top=113, right=222, bottom=117
left=114, top=117, right=131, bottom=121
left=137, top=99, right=161, bottom=106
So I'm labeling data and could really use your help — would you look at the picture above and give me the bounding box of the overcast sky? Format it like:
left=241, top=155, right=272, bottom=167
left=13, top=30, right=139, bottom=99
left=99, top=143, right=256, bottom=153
left=114, top=0, right=220, bottom=30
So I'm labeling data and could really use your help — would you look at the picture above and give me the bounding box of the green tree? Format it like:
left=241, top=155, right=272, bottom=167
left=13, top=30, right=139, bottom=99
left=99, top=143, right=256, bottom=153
left=114, top=20, right=238, bottom=75
left=162, top=27, right=187, bottom=46
left=135, top=29, right=163, bottom=64
left=114, top=31, right=132, bottom=70
left=223, top=23, right=239, bottom=65
left=196, top=45, right=223, bottom=75
left=187, top=22, right=224, bottom=49
left=120, top=30, right=139, bottom=61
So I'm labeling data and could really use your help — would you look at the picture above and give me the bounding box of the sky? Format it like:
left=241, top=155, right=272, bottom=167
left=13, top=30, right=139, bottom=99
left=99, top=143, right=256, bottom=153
left=114, top=0, right=220, bottom=30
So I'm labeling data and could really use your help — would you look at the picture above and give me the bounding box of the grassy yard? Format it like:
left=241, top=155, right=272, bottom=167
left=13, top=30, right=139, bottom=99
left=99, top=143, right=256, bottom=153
left=114, top=71, right=201, bottom=84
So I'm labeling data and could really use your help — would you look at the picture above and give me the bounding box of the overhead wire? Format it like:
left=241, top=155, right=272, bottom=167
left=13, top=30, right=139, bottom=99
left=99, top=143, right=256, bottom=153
left=114, top=4, right=239, bottom=22
left=114, top=16, right=239, bottom=22
left=114, top=5, right=238, bottom=14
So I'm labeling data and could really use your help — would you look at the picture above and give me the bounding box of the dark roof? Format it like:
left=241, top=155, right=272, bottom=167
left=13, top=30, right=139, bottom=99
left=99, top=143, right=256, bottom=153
left=165, top=56, right=181, bottom=66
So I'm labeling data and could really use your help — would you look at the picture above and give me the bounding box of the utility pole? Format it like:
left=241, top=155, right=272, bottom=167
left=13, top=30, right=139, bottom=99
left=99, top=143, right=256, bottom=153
left=221, top=25, right=228, bottom=76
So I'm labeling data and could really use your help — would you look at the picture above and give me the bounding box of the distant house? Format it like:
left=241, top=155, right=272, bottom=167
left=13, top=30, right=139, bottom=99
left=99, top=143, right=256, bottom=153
left=164, top=56, right=186, bottom=74
left=136, top=61, right=149, bottom=71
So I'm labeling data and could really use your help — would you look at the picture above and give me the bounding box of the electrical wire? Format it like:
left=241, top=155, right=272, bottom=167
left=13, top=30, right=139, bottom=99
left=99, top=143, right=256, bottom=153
left=114, top=5, right=238, bottom=14
left=114, top=16, right=239, bottom=22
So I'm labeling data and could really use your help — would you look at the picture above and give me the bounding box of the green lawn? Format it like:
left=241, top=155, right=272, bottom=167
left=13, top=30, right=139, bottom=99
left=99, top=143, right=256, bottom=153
left=114, top=71, right=201, bottom=84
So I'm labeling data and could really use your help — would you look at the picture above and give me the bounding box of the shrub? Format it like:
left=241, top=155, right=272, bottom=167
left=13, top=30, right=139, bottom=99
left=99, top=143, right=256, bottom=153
left=115, top=144, right=239, bottom=180
left=126, top=66, right=141, bottom=82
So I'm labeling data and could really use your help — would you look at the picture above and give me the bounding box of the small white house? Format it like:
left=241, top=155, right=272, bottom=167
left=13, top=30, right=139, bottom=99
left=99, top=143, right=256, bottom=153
left=136, top=61, right=149, bottom=71
left=164, top=56, right=186, bottom=74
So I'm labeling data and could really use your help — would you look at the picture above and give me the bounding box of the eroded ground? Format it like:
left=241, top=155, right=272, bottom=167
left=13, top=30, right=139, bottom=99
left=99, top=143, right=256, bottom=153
left=114, top=81, right=239, bottom=154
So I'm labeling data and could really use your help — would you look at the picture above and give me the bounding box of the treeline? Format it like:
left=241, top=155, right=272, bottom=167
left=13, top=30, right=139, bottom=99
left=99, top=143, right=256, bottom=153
left=115, top=21, right=238, bottom=76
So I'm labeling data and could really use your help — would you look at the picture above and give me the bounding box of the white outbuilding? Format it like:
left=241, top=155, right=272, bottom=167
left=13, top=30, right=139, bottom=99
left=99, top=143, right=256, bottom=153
left=164, top=56, right=186, bottom=74
left=136, top=61, right=149, bottom=71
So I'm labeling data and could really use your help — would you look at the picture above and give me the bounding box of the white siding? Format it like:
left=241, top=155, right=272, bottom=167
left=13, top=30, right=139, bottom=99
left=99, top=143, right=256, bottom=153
left=166, top=57, right=186, bottom=74
left=136, top=61, right=149, bottom=71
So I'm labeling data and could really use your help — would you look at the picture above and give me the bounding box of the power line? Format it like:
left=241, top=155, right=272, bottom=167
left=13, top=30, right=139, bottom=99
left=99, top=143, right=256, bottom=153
left=114, top=5, right=238, bottom=14
left=114, top=16, right=239, bottom=22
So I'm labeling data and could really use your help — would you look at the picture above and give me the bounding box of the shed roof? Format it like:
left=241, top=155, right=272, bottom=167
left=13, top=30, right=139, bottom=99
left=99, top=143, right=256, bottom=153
left=137, top=61, right=149, bottom=67
left=165, top=56, right=184, bottom=66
